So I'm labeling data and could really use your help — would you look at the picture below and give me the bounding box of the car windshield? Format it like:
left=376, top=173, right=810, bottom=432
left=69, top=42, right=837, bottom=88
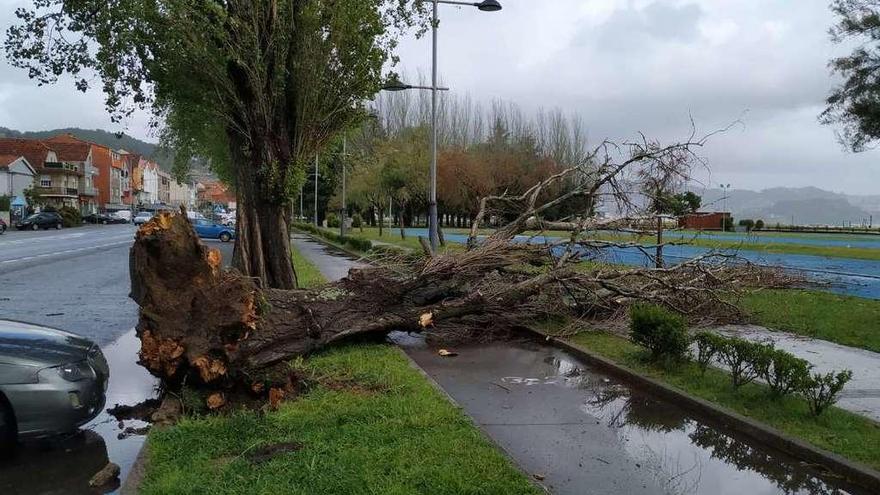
left=23, top=214, right=40, bottom=221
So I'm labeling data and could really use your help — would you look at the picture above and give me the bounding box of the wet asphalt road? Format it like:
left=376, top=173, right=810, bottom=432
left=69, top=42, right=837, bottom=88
left=0, top=224, right=234, bottom=345
left=0, top=224, right=235, bottom=494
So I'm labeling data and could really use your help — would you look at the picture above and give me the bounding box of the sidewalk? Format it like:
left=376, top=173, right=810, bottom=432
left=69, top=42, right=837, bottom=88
left=712, top=324, right=880, bottom=422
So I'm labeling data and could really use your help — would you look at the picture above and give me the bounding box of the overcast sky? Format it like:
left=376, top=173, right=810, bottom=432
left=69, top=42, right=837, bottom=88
left=1, top=0, right=877, bottom=195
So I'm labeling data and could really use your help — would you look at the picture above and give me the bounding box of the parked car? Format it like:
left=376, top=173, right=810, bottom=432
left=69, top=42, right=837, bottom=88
left=15, top=212, right=63, bottom=231
left=0, top=219, right=6, bottom=235
left=82, top=213, right=110, bottom=224
left=111, top=210, right=132, bottom=223
left=190, top=218, right=235, bottom=242
left=0, top=320, right=109, bottom=451
left=220, top=211, right=236, bottom=227
left=133, top=212, right=154, bottom=226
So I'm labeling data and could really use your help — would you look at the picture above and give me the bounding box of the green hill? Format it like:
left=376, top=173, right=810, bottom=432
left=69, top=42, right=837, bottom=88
left=0, top=126, right=174, bottom=171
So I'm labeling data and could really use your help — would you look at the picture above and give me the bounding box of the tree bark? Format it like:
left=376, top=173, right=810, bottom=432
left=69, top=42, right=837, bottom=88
left=130, top=211, right=546, bottom=400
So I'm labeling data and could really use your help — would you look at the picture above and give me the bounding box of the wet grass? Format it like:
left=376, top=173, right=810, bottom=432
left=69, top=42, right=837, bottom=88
left=320, top=227, right=464, bottom=254
left=567, top=331, right=880, bottom=471
left=738, top=289, right=880, bottom=353
left=141, top=345, right=539, bottom=495
left=291, top=244, right=327, bottom=288
left=141, top=245, right=537, bottom=495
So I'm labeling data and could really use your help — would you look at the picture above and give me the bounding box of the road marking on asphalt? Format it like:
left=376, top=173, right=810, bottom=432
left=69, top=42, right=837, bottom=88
left=0, top=240, right=132, bottom=264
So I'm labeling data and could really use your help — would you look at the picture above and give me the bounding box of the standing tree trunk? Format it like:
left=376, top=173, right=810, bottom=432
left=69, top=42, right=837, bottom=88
left=230, top=139, right=298, bottom=290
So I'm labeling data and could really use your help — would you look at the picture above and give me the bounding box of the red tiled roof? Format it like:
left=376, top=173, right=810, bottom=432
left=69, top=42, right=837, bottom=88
left=0, top=138, right=53, bottom=169
left=0, top=154, right=21, bottom=168
left=45, top=141, right=90, bottom=162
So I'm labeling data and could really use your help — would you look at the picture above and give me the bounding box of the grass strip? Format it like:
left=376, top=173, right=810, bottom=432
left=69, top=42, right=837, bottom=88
left=567, top=331, right=880, bottom=470
left=738, top=289, right=880, bottom=353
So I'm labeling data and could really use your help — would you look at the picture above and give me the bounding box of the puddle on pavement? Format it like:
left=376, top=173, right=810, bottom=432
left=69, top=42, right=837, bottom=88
left=0, top=329, right=157, bottom=495
left=391, top=332, right=870, bottom=495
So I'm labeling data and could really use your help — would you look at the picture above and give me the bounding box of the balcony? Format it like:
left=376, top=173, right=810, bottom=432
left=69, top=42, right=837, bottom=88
left=79, top=186, right=98, bottom=197
left=36, top=186, right=80, bottom=198
left=43, top=162, right=84, bottom=176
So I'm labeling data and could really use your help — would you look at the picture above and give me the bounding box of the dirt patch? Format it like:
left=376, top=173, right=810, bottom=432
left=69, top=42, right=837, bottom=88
left=108, top=398, right=162, bottom=422
left=246, top=442, right=304, bottom=464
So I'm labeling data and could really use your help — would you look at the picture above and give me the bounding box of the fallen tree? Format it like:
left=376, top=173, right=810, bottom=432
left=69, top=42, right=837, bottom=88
left=129, top=133, right=798, bottom=409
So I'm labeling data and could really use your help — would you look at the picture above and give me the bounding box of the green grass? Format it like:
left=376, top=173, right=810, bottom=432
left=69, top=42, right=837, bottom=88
left=291, top=244, right=328, bottom=288
left=323, top=227, right=464, bottom=254
left=566, top=331, right=880, bottom=470
left=141, top=344, right=539, bottom=495
left=739, top=289, right=880, bottom=353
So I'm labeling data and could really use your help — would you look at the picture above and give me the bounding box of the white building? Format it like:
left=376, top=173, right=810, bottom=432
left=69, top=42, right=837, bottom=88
left=169, top=179, right=196, bottom=208
left=141, top=162, right=159, bottom=205
left=0, top=155, right=36, bottom=200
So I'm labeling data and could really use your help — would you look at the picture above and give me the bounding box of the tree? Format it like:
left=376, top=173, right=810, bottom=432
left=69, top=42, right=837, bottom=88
left=821, top=0, right=880, bottom=151
left=6, top=0, right=427, bottom=288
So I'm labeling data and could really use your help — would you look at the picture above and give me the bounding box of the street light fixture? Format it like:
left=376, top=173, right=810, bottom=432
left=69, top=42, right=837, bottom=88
left=380, top=0, right=501, bottom=252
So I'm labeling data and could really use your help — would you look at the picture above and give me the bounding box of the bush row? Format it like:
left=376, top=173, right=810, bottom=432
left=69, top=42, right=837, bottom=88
left=292, top=222, right=373, bottom=253
left=630, top=304, right=853, bottom=416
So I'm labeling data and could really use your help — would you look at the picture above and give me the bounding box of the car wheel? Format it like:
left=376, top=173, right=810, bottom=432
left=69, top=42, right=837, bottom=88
left=31, top=224, right=39, bottom=231
left=0, top=396, right=18, bottom=459
left=56, top=223, right=63, bottom=230
left=0, top=225, right=5, bottom=235
left=219, top=232, right=232, bottom=243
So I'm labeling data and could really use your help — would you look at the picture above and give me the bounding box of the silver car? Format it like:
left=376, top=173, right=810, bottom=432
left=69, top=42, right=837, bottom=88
left=0, top=321, right=108, bottom=451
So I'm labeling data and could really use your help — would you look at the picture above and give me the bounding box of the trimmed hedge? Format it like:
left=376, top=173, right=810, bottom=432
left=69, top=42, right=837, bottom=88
left=293, top=222, right=373, bottom=253
left=629, top=309, right=853, bottom=416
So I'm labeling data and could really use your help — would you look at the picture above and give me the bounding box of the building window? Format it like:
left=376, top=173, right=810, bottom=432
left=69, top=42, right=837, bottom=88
left=40, top=176, right=51, bottom=187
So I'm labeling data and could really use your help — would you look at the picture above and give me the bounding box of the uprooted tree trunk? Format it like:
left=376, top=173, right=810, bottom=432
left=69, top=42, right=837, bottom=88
left=130, top=211, right=560, bottom=405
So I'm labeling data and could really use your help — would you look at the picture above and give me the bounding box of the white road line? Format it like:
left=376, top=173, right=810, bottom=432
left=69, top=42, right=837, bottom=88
left=0, top=240, right=131, bottom=264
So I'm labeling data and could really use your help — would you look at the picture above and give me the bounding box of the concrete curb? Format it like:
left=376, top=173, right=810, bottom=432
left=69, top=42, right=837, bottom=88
left=539, top=333, right=880, bottom=493
left=119, top=441, right=149, bottom=494
left=395, top=347, right=549, bottom=494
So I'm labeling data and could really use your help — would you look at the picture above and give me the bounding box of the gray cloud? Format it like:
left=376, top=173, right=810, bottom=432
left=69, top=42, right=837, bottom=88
left=0, top=0, right=877, bottom=194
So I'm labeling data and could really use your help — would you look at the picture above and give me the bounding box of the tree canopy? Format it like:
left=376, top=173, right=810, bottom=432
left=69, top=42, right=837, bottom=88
left=6, top=0, right=428, bottom=288
left=822, top=0, right=880, bottom=151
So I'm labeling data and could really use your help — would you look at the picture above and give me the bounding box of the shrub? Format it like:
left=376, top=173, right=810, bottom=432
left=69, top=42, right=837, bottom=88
left=738, top=219, right=755, bottom=232
left=762, top=349, right=812, bottom=397
left=693, top=332, right=727, bottom=374
left=754, top=219, right=765, bottom=230
left=721, top=217, right=735, bottom=231
left=58, top=206, right=82, bottom=228
left=351, top=213, right=363, bottom=230
left=629, top=304, right=690, bottom=362
left=717, top=338, right=773, bottom=389
left=0, top=195, right=10, bottom=211
left=327, top=213, right=340, bottom=228
left=800, top=370, right=853, bottom=417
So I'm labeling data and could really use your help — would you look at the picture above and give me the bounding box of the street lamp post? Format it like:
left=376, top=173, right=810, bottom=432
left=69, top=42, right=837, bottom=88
left=720, top=183, right=731, bottom=231
left=341, top=135, right=347, bottom=237
left=314, top=153, right=319, bottom=227
left=382, top=0, right=501, bottom=252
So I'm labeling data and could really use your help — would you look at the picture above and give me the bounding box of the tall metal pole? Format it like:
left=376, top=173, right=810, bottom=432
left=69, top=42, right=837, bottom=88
left=341, top=135, right=347, bottom=237
left=428, top=0, right=440, bottom=252
left=314, top=153, right=319, bottom=227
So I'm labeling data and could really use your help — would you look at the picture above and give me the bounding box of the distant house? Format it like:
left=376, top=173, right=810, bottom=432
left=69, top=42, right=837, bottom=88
left=197, top=181, right=236, bottom=209
left=0, top=154, right=37, bottom=201
left=0, top=137, right=84, bottom=211
left=169, top=179, right=196, bottom=208
left=678, top=212, right=731, bottom=230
